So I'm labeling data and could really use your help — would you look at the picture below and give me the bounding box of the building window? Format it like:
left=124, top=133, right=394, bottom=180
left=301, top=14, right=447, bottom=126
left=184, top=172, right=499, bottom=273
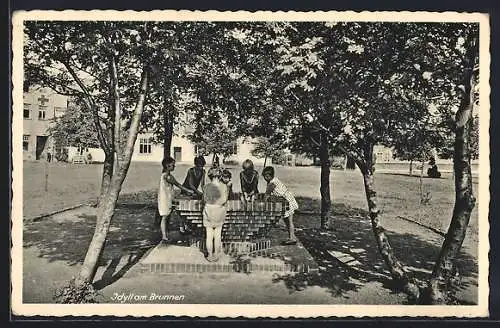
left=139, top=138, right=152, bottom=154
left=54, top=107, right=66, bottom=118
left=37, top=94, right=49, bottom=120
left=38, top=106, right=47, bottom=120
left=23, top=103, right=31, bottom=119
left=231, top=141, right=238, bottom=155
left=23, top=135, right=29, bottom=151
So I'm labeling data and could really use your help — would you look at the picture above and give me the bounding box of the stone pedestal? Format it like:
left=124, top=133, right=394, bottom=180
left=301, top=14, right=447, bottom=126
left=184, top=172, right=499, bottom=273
left=132, top=232, right=318, bottom=275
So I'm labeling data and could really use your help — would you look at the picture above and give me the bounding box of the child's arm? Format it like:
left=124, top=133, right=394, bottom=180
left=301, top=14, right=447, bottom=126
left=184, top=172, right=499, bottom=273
left=201, top=170, right=206, bottom=188
left=263, top=182, right=275, bottom=201
left=165, top=173, right=195, bottom=195
left=251, top=170, right=259, bottom=194
left=239, top=172, right=245, bottom=195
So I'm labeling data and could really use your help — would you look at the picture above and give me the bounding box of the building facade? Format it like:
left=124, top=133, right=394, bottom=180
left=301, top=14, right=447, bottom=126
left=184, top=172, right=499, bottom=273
left=22, top=88, right=267, bottom=166
left=23, top=88, right=68, bottom=161
left=128, top=133, right=266, bottom=166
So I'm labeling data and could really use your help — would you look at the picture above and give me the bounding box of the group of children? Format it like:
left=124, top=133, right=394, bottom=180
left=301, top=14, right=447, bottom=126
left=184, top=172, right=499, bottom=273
left=157, top=156, right=299, bottom=262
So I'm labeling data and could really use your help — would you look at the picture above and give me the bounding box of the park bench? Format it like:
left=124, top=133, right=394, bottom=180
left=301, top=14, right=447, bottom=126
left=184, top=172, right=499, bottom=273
left=72, top=154, right=87, bottom=164
left=173, top=192, right=289, bottom=243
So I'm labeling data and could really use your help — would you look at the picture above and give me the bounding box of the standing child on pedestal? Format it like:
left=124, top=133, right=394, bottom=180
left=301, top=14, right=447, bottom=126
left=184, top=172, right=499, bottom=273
left=221, top=169, right=233, bottom=198
left=240, top=159, right=259, bottom=205
left=202, top=168, right=229, bottom=262
left=158, top=156, right=195, bottom=246
left=262, top=166, right=299, bottom=245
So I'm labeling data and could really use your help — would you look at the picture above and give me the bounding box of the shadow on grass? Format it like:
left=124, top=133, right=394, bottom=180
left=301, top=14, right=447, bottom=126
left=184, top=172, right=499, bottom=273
left=23, top=204, right=176, bottom=287
left=274, top=197, right=478, bottom=304
left=378, top=172, right=449, bottom=179
left=92, top=246, right=151, bottom=290
left=23, top=194, right=478, bottom=303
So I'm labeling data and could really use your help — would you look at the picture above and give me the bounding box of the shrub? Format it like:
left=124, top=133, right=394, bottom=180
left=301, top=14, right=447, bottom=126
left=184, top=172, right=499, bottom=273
left=53, top=277, right=101, bottom=303
left=55, top=148, right=68, bottom=162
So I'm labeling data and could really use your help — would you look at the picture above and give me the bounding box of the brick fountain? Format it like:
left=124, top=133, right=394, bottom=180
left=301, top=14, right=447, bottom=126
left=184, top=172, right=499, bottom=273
left=136, top=193, right=318, bottom=275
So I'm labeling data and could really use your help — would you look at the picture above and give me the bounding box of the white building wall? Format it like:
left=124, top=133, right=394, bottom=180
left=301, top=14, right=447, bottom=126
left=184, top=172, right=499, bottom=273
left=224, top=137, right=266, bottom=166
left=131, top=133, right=196, bottom=163
left=23, top=88, right=68, bottom=161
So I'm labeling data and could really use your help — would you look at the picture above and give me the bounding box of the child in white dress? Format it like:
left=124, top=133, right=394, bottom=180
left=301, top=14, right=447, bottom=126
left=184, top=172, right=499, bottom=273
left=262, top=166, right=299, bottom=245
left=158, top=156, right=195, bottom=245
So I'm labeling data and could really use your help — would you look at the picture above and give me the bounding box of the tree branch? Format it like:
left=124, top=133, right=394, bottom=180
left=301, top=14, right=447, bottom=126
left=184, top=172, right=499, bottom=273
left=309, top=135, right=321, bottom=147
left=109, top=54, right=122, bottom=168
left=121, top=65, right=150, bottom=165
left=61, top=60, right=110, bottom=155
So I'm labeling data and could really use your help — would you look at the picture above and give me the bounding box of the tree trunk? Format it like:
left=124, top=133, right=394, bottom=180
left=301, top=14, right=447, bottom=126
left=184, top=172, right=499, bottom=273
left=427, top=35, right=477, bottom=304
left=97, top=152, right=114, bottom=207
left=360, top=165, right=407, bottom=282
left=346, top=157, right=356, bottom=170
left=77, top=66, right=149, bottom=284
left=337, top=140, right=418, bottom=301
left=319, top=132, right=332, bottom=228
left=419, top=159, right=425, bottom=201
left=263, top=154, right=268, bottom=167
left=163, top=100, right=174, bottom=161
left=409, top=159, right=413, bottom=176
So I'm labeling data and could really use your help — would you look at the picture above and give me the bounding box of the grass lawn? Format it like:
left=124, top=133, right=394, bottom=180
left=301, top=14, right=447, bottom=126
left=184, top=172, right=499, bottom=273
left=22, top=160, right=479, bottom=240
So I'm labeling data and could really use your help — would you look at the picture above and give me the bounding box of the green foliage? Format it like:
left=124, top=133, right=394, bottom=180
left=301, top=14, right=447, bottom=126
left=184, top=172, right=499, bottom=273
left=251, top=136, right=286, bottom=162
left=53, top=278, right=101, bottom=304
left=188, top=112, right=238, bottom=159
left=47, top=100, right=100, bottom=149
left=272, top=22, right=479, bottom=169
left=54, top=147, right=69, bottom=162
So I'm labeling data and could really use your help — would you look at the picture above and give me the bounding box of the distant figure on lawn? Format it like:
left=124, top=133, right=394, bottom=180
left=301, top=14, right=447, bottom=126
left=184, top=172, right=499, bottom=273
left=158, top=156, right=195, bottom=245
left=202, top=167, right=229, bottom=262
left=262, top=166, right=299, bottom=245
left=212, top=154, right=220, bottom=168
left=240, top=159, right=259, bottom=203
left=427, top=157, right=442, bottom=178
left=181, top=155, right=206, bottom=198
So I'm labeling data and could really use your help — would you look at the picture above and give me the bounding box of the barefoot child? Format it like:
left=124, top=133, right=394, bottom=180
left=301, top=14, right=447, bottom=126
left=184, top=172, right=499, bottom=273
left=262, top=166, right=299, bottom=245
left=239, top=159, right=259, bottom=205
left=202, top=167, right=228, bottom=262
left=158, top=156, right=195, bottom=245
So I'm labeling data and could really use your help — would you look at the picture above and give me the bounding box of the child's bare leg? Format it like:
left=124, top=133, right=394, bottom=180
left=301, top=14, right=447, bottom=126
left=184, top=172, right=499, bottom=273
left=283, top=215, right=290, bottom=231
left=286, top=214, right=297, bottom=241
left=214, top=227, right=223, bottom=256
left=205, top=227, right=215, bottom=257
left=160, top=215, right=169, bottom=240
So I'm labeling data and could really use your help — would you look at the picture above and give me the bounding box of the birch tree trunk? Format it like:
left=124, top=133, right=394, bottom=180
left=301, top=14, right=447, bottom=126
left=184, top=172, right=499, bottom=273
left=427, top=34, right=477, bottom=304
left=347, top=140, right=419, bottom=299
left=77, top=67, right=149, bottom=284
left=97, top=152, right=114, bottom=207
